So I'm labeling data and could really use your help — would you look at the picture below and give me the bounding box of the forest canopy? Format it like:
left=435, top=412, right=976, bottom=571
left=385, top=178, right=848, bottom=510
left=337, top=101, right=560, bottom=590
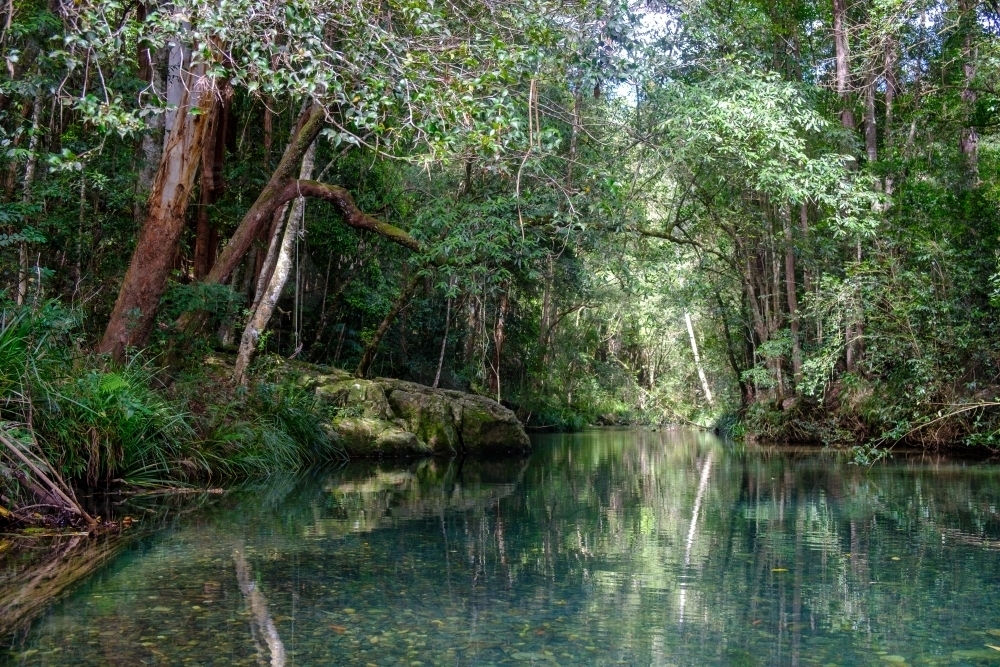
left=2, top=0, right=1000, bottom=471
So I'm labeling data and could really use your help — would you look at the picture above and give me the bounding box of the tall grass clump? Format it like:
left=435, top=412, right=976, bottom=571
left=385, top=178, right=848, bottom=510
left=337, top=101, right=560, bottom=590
left=1, top=300, right=198, bottom=487
left=32, top=357, right=197, bottom=485
left=201, top=382, right=345, bottom=477
left=1, top=299, right=347, bottom=527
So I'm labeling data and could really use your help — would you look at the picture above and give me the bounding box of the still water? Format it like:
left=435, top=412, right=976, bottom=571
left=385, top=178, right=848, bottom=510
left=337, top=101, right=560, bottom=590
left=4, top=428, right=1000, bottom=667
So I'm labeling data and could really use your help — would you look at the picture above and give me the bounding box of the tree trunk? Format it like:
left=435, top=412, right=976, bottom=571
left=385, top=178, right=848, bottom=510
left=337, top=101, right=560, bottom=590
left=203, top=106, right=325, bottom=287
left=193, top=119, right=220, bottom=282
left=174, top=104, right=323, bottom=334
left=714, top=290, right=749, bottom=408
left=163, top=41, right=189, bottom=141
left=233, top=140, right=317, bottom=385
left=799, top=204, right=811, bottom=295
left=193, top=86, right=231, bottom=279
left=355, top=273, right=422, bottom=378
left=783, top=205, right=802, bottom=389
left=16, top=91, right=43, bottom=306
left=959, top=0, right=979, bottom=186
left=685, top=312, right=714, bottom=406
left=832, top=0, right=854, bottom=130
left=136, top=43, right=167, bottom=222
left=464, top=296, right=480, bottom=371
left=884, top=37, right=899, bottom=195
left=433, top=280, right=454, bottom=389
left=98, top=62, right=215, bottom=361
left=488, top=286, right=510, bottom=402
left=863, top=69, right=877, bottom=163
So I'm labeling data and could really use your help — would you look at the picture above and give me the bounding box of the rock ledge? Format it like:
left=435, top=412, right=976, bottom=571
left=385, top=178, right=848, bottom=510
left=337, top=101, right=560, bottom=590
left=296, top=368, right=531, bottom=458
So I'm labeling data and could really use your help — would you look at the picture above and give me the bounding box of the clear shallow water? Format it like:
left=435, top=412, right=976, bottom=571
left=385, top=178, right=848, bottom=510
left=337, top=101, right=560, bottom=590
left=4, top=428, right=1000, bottom=667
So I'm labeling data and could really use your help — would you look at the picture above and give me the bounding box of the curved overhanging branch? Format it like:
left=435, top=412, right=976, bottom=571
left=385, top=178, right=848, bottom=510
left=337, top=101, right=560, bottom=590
left=202, top=104, right=327, bottom=287
left=275, top=180, right=422, bottom=253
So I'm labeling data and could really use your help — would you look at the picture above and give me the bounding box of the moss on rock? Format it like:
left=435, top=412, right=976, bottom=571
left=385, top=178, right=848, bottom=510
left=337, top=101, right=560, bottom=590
left=295, top=365, right=530, bottom=458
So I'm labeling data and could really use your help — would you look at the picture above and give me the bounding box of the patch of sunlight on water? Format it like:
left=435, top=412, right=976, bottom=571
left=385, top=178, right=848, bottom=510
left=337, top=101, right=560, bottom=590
left=4, top=428, right=1000, bottom=667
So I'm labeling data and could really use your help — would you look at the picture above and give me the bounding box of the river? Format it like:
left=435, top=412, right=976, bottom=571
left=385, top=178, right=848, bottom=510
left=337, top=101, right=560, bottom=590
left=3, top=428, right=1000, bottom=666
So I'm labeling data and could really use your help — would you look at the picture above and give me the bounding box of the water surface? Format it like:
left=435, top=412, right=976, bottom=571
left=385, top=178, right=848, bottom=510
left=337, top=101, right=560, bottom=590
left=4, top=428, right=1000, bottom=666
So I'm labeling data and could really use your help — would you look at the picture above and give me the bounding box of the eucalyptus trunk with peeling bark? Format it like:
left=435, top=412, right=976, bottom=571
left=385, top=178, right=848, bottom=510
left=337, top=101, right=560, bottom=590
left=135, top=5, right=167, bottom=222
left=233, top=140, right=317, bottom=385
left=98, top=61, right=216, bottom=361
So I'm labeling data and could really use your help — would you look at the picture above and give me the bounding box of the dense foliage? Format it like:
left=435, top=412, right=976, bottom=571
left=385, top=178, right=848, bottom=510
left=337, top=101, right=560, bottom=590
left=2, top=0, right=1000, bottom=514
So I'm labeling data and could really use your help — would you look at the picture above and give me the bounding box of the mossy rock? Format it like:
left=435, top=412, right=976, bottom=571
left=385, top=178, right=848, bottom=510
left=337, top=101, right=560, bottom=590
left=457, top=396, right=531, bottom=454
left=385, top=387, right=460, bottom=455
left=286, top=361, right=531, bottom=459
left=316, top=379, right=393, bottom=420
left=327, top=418, right=432, bottom=457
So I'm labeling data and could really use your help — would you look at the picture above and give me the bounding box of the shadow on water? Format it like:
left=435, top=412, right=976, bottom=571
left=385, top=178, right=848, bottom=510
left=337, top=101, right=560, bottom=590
left=3, top=428, right=1000, bottom=666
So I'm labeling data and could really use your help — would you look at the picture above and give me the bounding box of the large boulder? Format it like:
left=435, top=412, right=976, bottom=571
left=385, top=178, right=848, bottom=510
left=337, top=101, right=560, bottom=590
left=300, top=367, right=530, bottom=458
left=453, top=393, right=531, bottom=456
left=326, top=417, right=433, bottom=457
left=315, top=377, right=393, bottom=420
left=385, top=384, right=462, bottom=454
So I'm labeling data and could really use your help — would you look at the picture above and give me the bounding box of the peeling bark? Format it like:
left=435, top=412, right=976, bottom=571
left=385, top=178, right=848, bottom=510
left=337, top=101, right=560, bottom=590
left=98, top=62, right=216, bottom=361
left=136, top=39, right=167, bottom=222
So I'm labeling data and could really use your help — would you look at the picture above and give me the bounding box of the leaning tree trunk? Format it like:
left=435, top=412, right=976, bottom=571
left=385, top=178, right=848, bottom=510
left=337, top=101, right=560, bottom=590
left=202, top=105, right=324, bottom=287
left=173, top=104, right=325, bottom=335
left=233, top=140, right=317, bottom=385
left=98, top=61, right=215, bottom=361
left=685, top=312, right=714, bottom=407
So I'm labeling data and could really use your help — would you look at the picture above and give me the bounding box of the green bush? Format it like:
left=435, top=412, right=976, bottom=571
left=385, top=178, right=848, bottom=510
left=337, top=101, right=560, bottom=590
left=32, top=357, right=197, bottom=485
left=1, top=302, right=345, bottom=492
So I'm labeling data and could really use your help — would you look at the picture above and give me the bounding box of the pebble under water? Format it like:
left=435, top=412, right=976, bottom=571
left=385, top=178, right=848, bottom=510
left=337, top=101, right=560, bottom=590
left=3, top=428, right=1000, bottom=667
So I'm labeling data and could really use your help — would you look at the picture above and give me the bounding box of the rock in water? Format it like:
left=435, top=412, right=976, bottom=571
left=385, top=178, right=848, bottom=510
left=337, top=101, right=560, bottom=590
left=297, top=367, right=531, bottom=458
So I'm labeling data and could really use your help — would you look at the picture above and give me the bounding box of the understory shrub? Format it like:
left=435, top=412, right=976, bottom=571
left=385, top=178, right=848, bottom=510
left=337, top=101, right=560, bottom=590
left=0, top=302, right=345, bottom=499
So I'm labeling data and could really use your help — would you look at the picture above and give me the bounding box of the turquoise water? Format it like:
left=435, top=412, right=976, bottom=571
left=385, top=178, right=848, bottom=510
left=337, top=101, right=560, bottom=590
left=3, top=428, right=1000, bottom=666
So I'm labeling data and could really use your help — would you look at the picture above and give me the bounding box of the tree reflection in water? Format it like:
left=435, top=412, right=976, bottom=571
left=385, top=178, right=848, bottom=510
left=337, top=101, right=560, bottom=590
left=5, top=429, right=1000, bottom=667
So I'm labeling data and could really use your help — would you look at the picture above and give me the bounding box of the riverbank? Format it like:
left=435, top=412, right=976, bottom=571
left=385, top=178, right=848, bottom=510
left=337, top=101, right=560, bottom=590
left=0, top=333, right=530, bottom=531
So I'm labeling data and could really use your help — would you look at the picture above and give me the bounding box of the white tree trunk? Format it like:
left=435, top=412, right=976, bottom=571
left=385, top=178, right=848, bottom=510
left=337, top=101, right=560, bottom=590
left=233, top=140, right=317, bottom=385
left=685, top=312, right=714, bottom=406
left=433, top=278, right=454, bottom=389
